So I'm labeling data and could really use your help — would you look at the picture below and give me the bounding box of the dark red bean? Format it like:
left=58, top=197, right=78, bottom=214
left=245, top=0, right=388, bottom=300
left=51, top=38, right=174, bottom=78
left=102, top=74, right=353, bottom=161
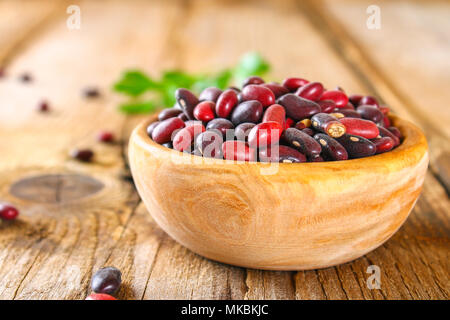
left=151, top=117, right=185, bottom=144
left=339, top=103, right=355, bottom=111
left=378, top=126, right=400, bottom=146
left=339, top=118, right=379, bottom=139
left=98, top=131, right=114, bottom=143
left=195, top=131, right=223, bottom=159
left=222, top=141, right=256, bottom=162
left=158, top=107, right=183, bottom=121
left=349, top=94, right=363, bottom=106
left=295, top=82, right=324, bottom=101
left=337, top=109, right=361, bottom=118
left=282, top=77, right=309, bottom=91
left=356, top=105, right=383, bottom=123
left=206, top=118, right=234, bottom=139
left=230, top=100, right=263, bottom=125
left=382, top=116, right=391, bottom=127
left=320, top=90, right=348, bottom=108
left=71, top=149, right=94, bottom=162
left=91, top=267, right=121, bottom=295
left=359, top=95, right=379, bottom=108
left=215, top=89, right=238, bottom=118
left=242, top=76, right=264, bottom=87
left=241, top=84, right=275, bottom=108
left=235, top=123, right=256, bottom=141
left=284, top=117, right=294, bottom=129
left=277, top=94, right=321, bottom=121
left=336, top=134, right=376, bottom=159
left=175, top=88, right=199, bottom=120
left=314, top=133, right=348, bottom=161
left=261, top=83, right=289, bottom=98
left=301, top=128, right=315, bottom=136
left=194, top=101, right=215, bottom=122
left=248, top=121, right=283, bottom=148
left=262, top=104, right=285, bottom=127
left=178, top=113, right=188, bottom=121
left=311, top=113, right=346, bottom=138
left=295, top=121, right=306, bottom=130
left=86, top=293, right=117, bottom=300
left=282, top=128, right=322, bottom=158
left=310, top=156, right=324, bottom=162
left=173, top=124, right=205, bottom=152
left=83, top=87, right=100, bottom=98
left=388, top=126, right=402, bottom=140
left=146, top=121, right=160, bottom=138
left=0, top=203, right=19, bottom=220
left=259, top=145, right=306, bottom=163
left=199, top=87, right=222, bottom=102
left=318, top=100, right=336, bottom=113
left=372, top=137, right=395, bottom=154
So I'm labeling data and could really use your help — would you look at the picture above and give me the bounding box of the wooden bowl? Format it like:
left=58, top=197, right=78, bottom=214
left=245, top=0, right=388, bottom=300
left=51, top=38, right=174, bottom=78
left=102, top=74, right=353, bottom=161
left=128, top=115, right=428, bottom=270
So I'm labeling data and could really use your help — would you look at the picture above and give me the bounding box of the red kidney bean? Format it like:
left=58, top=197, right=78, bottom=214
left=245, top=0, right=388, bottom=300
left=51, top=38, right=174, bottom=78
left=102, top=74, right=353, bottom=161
left=242, top=76, right=264, bottom=87
left=320, top=90, right=349, bottom=108
left=152, top=117, right=185, bottom=144
left=71, top=149, right=94, bottom=162
left=235, top=123, right=256, bottom=141
left=382, top=116, right=391, bottom=127
left=199, top=87, right=222, bottom=102
left=339, top=103, right=355, bottom=111
left=241, top=84, right=275, bottom=108
left=86, top=293, right=117, bottom=300
left=349, top=94, right=363, bottom=106
left=194, top=101, right=215, bottom=122
left=206, top=118, right=234, bottom=138
left=277, top=94, right=321, bottom=121
left=372, top=137, right=395, bottom=154
left=295, top=82, right=324, bottom=101
left=262, top=104, right=285, bottom=127
left=282, top=128, right=322, bottom=158
left=98, top=131, right=114, bottom=143
left=282, top=77, right=309, bottom=91
left=173, top=124, right=205, bottom=152
left=195, top=130, right=223, bottom=158
left=38, top=101, right=49, bottom=112
left=311, top=113, right=346, bottom=138
left=388, top=126, right=402, bottom=140
left=378, top=126, right=400, bottom=146
left=215, top=89, right=238, bottom=118
left=339, top=118, right=379, bottom=139
left=318, top=100, right=336, bottom=113
left=261, top=83, right=289, bottom=98
left=310, top=156, right=324, bottom=162
left=336, top=109, right=361, bottom=118
left=147, top=121, right=160, bottom=137
left=248, top=121, right=283, bottom=148
left=336, top=134, right=376, bottom=158
left=314, top=133, right=348, bottom=161
left=91, top=267, right=122, bottom=295
left=259, top=145, right=306, bottom=163
left=175, top=88, right=199, bottom=120
left=158, top=107, right=183, bottom=121
left=222, top=140, right=256, bottom=162
left=301, top=128, right=315, bottom=136
left=230, top=100, right=263, bottom=125
left=359, top=95, right=379, bottom=108
left=284, top=117, right=294, bottom=129
left=0, top=203, right=19, bottom=220
left=356, top=105, right=383, bottom=123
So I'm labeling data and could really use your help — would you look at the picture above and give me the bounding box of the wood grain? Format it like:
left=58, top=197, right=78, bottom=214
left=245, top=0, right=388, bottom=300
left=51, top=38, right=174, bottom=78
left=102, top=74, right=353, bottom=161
left=0, top=0, right=448, bottom=299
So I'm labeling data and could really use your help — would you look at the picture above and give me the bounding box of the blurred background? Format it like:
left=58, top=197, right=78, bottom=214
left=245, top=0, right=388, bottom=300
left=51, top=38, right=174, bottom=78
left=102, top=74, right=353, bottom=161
left=0, top=0, right=448, bottom=300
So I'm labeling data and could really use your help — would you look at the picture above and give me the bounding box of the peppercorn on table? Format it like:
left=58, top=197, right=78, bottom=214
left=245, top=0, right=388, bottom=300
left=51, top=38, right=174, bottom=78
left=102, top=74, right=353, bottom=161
left=0, top=0, right=448, bottom=300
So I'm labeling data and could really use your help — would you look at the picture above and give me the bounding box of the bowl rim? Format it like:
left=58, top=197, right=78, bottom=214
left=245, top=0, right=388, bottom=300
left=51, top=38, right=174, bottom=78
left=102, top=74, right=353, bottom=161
left=130, top=114, right=428, bottom=171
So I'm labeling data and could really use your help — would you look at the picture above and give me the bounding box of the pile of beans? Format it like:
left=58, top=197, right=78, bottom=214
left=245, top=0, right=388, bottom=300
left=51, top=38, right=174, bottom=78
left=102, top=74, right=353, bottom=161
left=147, top=76, right=402, bottom=163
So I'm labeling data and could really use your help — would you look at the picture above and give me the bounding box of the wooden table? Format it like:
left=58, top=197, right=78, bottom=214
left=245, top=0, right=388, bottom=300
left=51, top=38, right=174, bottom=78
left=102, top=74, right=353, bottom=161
left=0, top=0, right=448, bottom=300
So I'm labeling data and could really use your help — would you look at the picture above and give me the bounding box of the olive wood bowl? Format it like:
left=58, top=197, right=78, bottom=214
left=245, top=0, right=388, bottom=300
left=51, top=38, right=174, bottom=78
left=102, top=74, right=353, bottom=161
left=128, top=114, right=428, bottom=270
